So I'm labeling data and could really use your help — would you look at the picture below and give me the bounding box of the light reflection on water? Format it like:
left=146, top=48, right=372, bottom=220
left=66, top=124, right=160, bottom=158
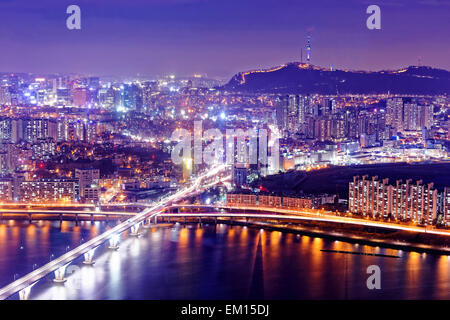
left=1, top=221, right=449, bottom=300
left=0, top=220, right=113, bottom=288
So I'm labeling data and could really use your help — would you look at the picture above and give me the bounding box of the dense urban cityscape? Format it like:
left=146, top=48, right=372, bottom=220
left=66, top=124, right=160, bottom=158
left=0, top=69, right=448, bottom=226
left=0, top=0, right=449, bottom=308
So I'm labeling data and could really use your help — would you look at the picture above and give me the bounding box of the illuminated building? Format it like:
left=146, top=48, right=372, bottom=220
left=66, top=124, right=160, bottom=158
left=83, top=184, right=100, bottom=203
left=387, top=98, right=434, bottom=134
left=349, top=175, right=391, bottom=218
left=88, top=77, right=100, bottom=90
left=0, top=118, right=13, bottom=142
left=0, top=179, right=12, bottom=201
left=276, top=95, right=310, bottom=135
left=258, top=195, right=282, bottom=207
left=287, top=95, right=300, bottom=133
left=232, top=163, right=248, bottom=187
left=19, top=179, right=79, bottom=203
left=350, top=175, right=438, bottom=225
left=386, top=98, right=404, bottom=133
left=226, top=193, right=331, bottom=210
left=314, top=118, right=332, bottom=142
left=392, top=179, right=437, bottom=225
left=275, top=96, right=288, bottom=129
left=98, top=87, right=115, bottom=109
left=20, top=118, right=58, bottom=142
left=75, top=168, right=100, bottom=198
left=0, top=87, right=11, bottom=105
left=56, top=88, right=71, bottom=106
left=226, top=193, right=257, bottom=206
left=31, top=138, right=56, bottom=160
left=182, top=157, right=192, bottom=181
left=73, top=87, right=89, bottom=107
left=443, top=187, right=450, bottom=223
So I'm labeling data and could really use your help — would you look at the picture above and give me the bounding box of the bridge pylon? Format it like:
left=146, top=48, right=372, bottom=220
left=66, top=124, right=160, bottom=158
left=83, top=248, right=96, bottom=265
left=130, top=223, right=141, bottom=236
left=53, top=264, right=69, bottom=283
left=19, top=282, right=37, bottom=300
left=108, top=235, right=120, bottom=250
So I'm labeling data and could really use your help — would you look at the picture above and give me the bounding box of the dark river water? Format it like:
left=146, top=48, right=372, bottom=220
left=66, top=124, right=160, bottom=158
left=0, top=220, right=449, bottom=300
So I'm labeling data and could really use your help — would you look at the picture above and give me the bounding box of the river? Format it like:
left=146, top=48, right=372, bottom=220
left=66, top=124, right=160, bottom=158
left=0, top=220, right=449, bottom=300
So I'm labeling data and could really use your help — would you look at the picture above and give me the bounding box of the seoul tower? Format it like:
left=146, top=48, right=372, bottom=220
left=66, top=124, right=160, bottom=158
left=306, top=35, right=311, bottom=64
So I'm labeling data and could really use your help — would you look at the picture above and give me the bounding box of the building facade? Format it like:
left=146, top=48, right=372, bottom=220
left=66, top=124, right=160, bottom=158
left=349, top=175, right=438, bottom=225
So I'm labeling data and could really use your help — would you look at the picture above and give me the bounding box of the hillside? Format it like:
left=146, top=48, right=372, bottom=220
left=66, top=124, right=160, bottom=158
left=222, top=63, right=450, bottom=95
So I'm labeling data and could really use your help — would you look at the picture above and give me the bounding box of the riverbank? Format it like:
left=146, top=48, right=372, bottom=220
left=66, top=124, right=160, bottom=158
left=170, top=218, right=450, bottom=255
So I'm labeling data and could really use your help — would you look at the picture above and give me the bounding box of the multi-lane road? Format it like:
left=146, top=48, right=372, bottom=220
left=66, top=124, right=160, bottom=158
left=167, top=204, right=450, bottom=236
left=160, top=210, right=450, bottom=237
left=0, top=208, right=136, bottom=217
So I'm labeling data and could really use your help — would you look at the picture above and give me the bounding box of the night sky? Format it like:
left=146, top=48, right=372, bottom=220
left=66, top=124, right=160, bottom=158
left=0, top=0, right=448, bottom=78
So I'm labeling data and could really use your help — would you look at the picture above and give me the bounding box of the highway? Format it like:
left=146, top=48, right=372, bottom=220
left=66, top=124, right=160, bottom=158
left=0, top=165, right=227, bottom=300
left=0, top=208, right=137, bottom=216
left=165, top=205, right=450, bottom=236
left=0, top=202, right=149, bottom=208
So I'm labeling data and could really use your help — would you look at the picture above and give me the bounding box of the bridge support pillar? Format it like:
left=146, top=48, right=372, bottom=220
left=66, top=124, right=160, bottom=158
left=53, top=265, right=68, bottom=283
left=198, top=217, right=202, bottom=224
left=154, top=216, right=158, bottom=224
left=108, top=235, right=120, bottom=250
left=168, top=217, right=170, bottom=223
left=130, top=223, right=141, bottom=236
left=19, top=283, right=36, bottom=300
left=28, top=214, right=32, bottom=224
left=59, top=213, right=62, bottom=223
left=75, top=214, right=79, bottom=226
left=90, top=214, right=94, bottom=223
left=105, top=215, right=109, bottom=222
left=246, top=217, right=249, bottom=224
left=83, top=248, right=96, bottom=265
left=184, top=217, right=186, bottom=223
left=215, top=217, right=218, bottom=224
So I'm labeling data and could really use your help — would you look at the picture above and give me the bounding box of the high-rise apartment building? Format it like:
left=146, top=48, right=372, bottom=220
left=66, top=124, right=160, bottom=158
left=349, top=175, right=391, bottom=219
left=443, top=187, right=450, bottom=224
left=19, top=179, right=79, bottom=203
left=349, top=175, right=438, bottom=225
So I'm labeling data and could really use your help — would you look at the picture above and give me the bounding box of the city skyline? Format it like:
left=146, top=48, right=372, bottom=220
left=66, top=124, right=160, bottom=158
left=0, top=0, right=449, bottom=78
left=0, top=0, right=449, bottom=304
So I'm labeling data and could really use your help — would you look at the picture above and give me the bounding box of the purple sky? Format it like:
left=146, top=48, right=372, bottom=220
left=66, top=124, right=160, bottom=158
left=0, top=0, right=448, bottom=78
